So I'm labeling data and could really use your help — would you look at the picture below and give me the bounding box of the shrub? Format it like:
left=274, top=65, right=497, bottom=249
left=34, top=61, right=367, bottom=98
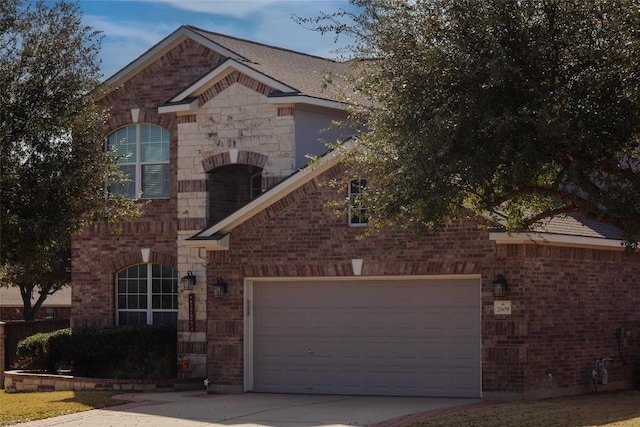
left=15, top=328, right=71, bottom=373
left=14, top=325, right=177, bottom=379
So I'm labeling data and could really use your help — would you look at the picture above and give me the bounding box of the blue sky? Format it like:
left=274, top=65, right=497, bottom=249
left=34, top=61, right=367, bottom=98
left=75, top=0, right=357, bottom=80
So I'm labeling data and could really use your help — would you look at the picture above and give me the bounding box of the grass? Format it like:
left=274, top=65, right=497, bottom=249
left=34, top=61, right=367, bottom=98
left=408, top=389, right=640, bottom=427
left=0, top=390, right=126, bottom=426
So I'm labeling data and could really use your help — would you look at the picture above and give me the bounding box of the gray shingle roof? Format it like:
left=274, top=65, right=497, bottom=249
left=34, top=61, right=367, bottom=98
left=532, top=213, right=625, bottom=240
left=187, top=25, right=353, bottom=101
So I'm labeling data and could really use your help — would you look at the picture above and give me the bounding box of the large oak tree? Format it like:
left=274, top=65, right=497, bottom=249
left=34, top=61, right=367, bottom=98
left=0, top=0, right=140, bottom=320
left=311, top=0, right=640, bottom=247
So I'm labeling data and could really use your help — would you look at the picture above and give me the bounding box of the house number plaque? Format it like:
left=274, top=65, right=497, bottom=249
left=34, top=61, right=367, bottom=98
left=188, top=293, right=196, bottom=331
left=494, top=300, right=512, bottom=315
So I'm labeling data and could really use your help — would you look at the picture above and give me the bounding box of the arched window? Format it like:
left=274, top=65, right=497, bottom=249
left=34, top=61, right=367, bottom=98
left=348, top=178, right=368, bottom=227
left=116, top=264, right=178, bottom=325
left=107, top=124, right=170, bottom=199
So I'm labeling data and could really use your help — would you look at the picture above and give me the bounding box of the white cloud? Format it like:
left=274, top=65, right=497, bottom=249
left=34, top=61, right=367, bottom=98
left=85, top=15, right=172, bottom=46
left=247, top=2, right=353, bottom=59
left=151, top=0, right=351, bottom=19
left=84, top=14, right=177, bottom=78
left=130, top=0, right=298, bottom=19
left=82, top=0, right=355, bottom=79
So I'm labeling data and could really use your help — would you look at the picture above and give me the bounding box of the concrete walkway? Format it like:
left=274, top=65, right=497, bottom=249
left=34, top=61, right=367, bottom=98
left=9, top=391, right=495, bottom=427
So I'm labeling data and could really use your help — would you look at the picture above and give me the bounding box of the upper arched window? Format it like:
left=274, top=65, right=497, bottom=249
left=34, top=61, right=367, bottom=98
left=107, top=124, right=170, bottom=199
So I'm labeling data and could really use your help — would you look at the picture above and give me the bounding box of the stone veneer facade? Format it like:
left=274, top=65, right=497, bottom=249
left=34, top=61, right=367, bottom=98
left=173, top=79, right=298, bottom=377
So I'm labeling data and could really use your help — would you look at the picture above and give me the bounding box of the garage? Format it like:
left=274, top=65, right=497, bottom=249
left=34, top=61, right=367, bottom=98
left=245, top=276, right=481, bottom=398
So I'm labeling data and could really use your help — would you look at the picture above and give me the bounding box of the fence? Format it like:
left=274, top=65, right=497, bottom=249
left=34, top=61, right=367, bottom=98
left=0, top=319, right=70, bottom=388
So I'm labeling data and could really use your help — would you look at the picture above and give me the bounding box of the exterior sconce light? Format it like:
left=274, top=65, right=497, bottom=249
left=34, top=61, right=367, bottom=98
left=493, top=274, right=507, bottom=298
left=213, top=277, right=228, bottom=298
left=180, top=271, right=196, bottom=291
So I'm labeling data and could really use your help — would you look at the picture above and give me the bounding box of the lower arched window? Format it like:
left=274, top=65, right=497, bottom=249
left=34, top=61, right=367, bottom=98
left=116, top=264, right=178, bottom=325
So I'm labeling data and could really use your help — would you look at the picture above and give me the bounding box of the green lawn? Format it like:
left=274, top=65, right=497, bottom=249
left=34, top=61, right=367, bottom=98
left=0, top=390, right=125, bottom=426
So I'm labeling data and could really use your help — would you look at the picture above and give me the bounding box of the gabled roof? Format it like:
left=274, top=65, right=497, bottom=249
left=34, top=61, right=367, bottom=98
left=182, top=144, right=348, bottom=250
left=187, top=26, right=352, bottom=101
left=102, top=25, right=353, bottom=109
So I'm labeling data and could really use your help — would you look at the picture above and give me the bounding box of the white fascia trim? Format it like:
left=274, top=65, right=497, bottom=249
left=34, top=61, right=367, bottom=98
left=101, top=26, right=243, bottom=89
left=158, top=98, right=199, bottom=115
left=180, top=234, right=230, bottom=250
left=489, top=232, right=625, bottom=250
left=268, top=95, right=347, bottom=111
left=246, top=274, right=482, bottom=284
left=169, top=59, right=294, bottom=103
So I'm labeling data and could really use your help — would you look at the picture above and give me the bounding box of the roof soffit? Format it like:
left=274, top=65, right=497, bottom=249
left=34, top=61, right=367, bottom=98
left=489, top=231, right=626, bottom=250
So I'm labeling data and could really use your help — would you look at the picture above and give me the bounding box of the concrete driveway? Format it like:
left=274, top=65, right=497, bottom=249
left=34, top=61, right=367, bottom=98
left=12, top=391, right=489, bottom=427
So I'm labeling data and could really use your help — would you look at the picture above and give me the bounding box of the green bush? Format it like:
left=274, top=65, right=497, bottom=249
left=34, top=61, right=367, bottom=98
left=15, top=332, right=48, bottom=371
left=14, top=325, right=177, bottom=379
left=15, top=328, right=71, bottom=373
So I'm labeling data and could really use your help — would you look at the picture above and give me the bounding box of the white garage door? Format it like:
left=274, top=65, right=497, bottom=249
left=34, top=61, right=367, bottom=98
left=249, top=277, right=481, bottom=398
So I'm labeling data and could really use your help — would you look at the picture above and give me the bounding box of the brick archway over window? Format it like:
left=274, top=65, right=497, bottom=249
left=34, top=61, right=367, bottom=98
left=109, top=250, right=177, bottom=273
left=202, top=150, right=268, bottom=173
left=103, top=110, right=176, bottom=135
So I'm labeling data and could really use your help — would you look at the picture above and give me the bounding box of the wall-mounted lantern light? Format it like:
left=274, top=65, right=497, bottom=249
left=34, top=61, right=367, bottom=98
left=180, top=271, right=196, bottom=291
left=493, top=274, right=507, bottom=298
left=213, top=277, right=228, bottom=298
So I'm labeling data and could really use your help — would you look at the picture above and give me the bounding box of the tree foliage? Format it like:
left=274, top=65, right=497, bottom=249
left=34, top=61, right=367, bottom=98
left=308, top=0, right=640, bottom=247
left=0, top=0, right=140, bottom=320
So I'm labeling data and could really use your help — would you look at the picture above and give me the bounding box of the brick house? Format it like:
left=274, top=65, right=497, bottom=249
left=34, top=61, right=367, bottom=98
left=0, top=286, right=71, bottom=321
left=72, top=25, right=640, bottom=400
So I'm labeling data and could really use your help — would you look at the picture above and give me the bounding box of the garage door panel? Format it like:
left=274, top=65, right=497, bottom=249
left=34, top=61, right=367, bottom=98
left=255, top=337, right=479, bottom=359
left=252, top=279, right=480, bottom=397
left=393, top=341, right=421, bottom=361
left=256, top=339, right=310, bottom=363
left=257, top=366, right=307, bottom=388
left=256, top=312, right=477, bottom=338
left=336, top=340, right=364, bottom=360
left=310, top=369, right=335, bottom=387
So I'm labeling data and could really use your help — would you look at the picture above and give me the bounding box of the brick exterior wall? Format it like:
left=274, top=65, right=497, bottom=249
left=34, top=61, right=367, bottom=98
left=72, top=31, right=640, bottom=398
left=491, top=244, right=640, bottom=398
left=72, top=221, right=178, bottom=327
left=204, top=165, right=640, bottom=399
left=72, top=38, right=224, bottom=327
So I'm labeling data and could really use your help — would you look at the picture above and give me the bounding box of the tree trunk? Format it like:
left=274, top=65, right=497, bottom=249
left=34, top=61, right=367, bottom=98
left=19, top=283, right=36, bottom=321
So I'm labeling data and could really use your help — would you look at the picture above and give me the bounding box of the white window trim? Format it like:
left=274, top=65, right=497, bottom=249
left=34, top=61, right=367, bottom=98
left=348, top=178, right=368, bottom=227
left=108, top=124, right=170, bottom=200
left=115, top=263, right=178, bottom=326
left=250, top=172, right=263, bottom=200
